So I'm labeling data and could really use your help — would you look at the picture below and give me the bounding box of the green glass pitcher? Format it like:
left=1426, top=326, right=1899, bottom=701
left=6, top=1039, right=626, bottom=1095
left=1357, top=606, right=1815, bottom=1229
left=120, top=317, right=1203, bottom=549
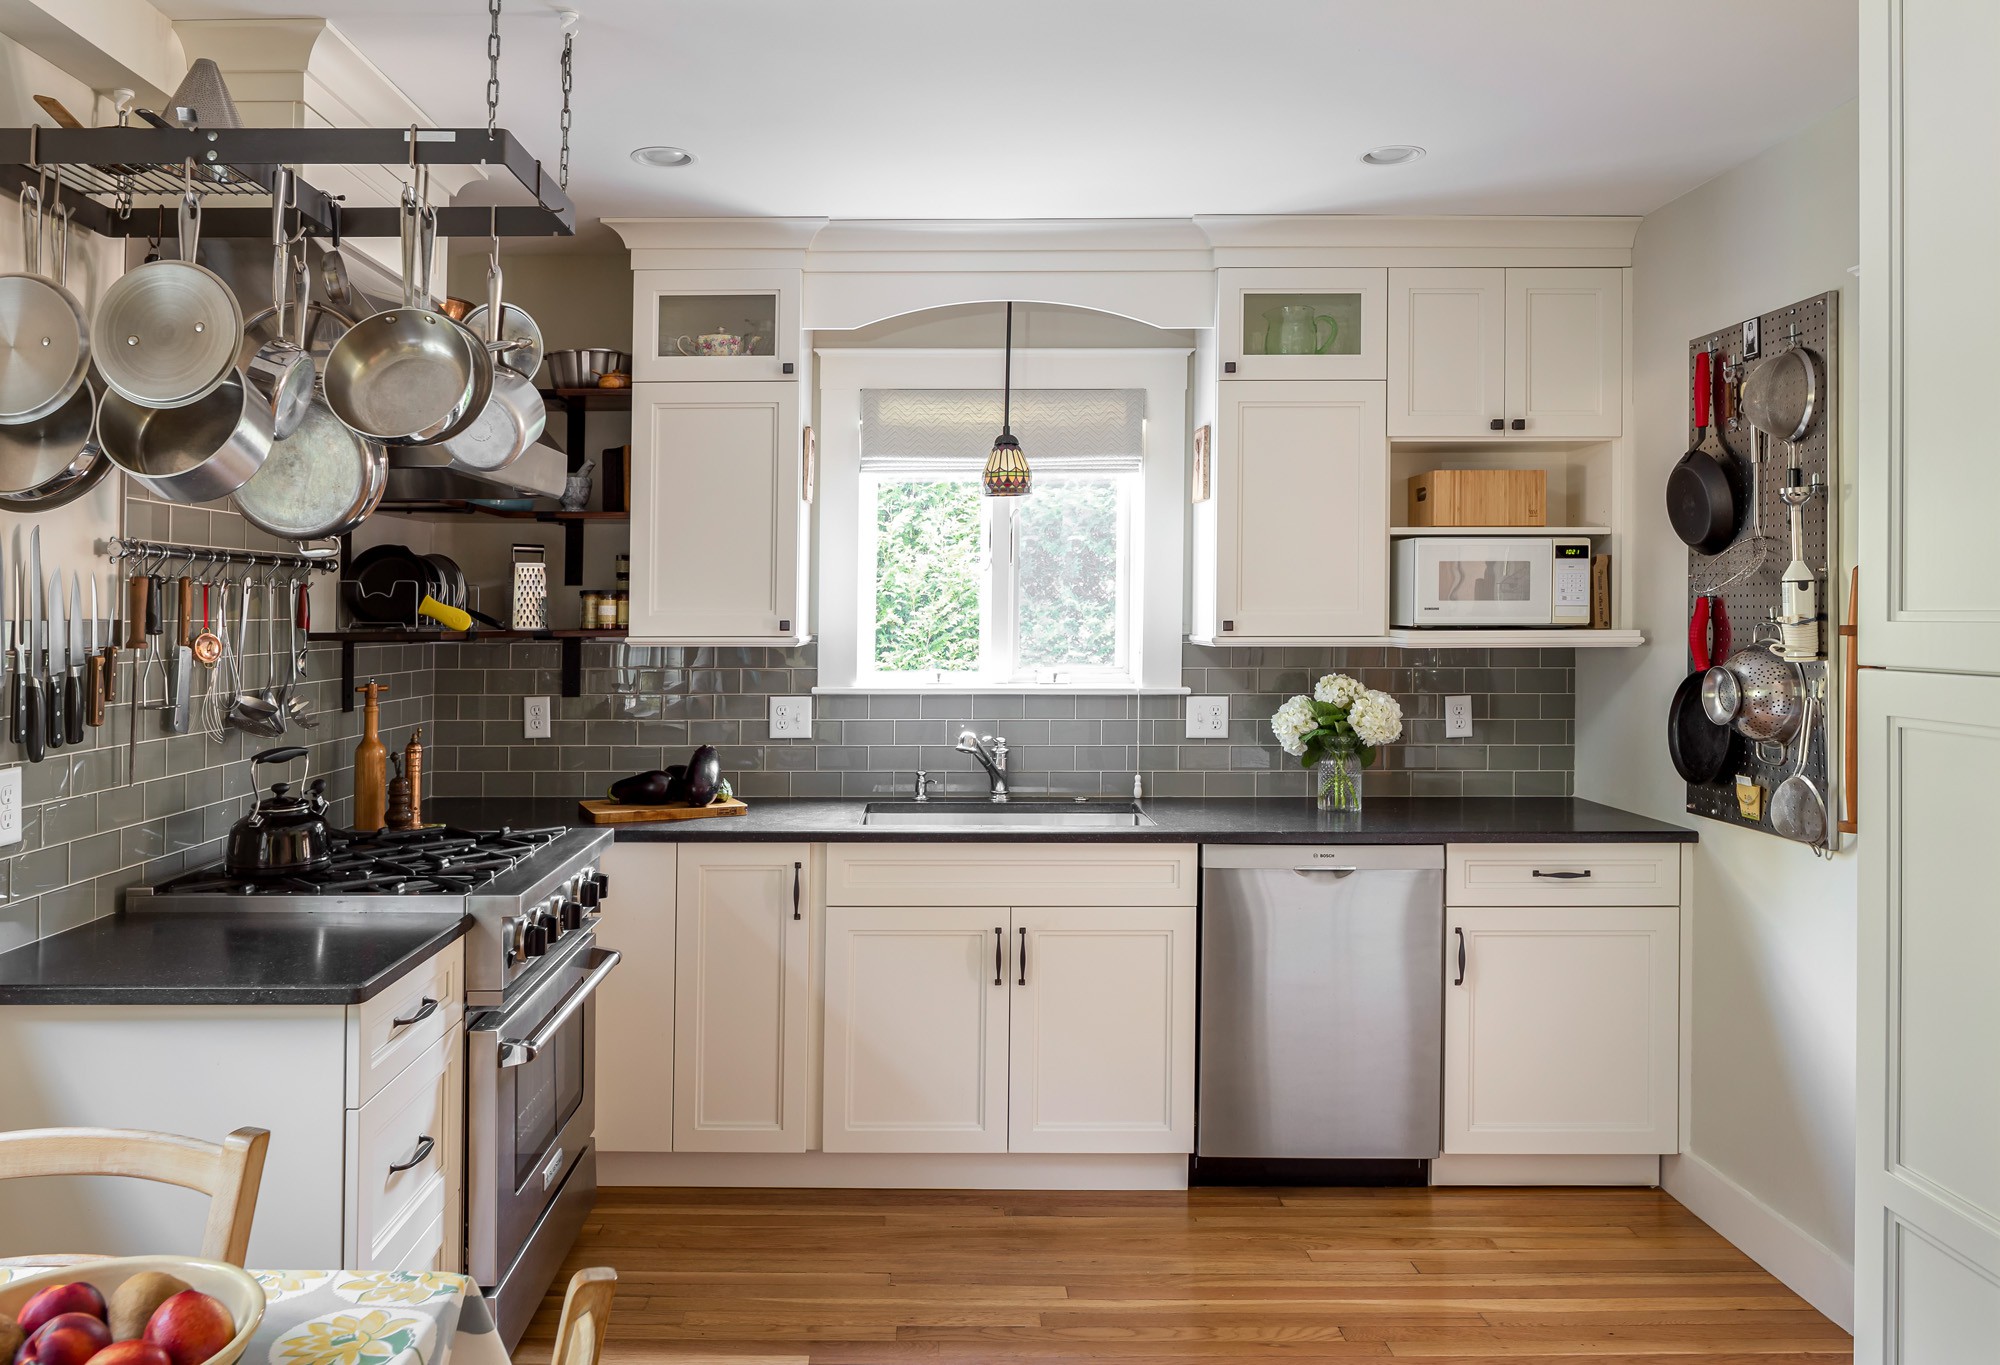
left=1264, top=303, right=1339, bottom=355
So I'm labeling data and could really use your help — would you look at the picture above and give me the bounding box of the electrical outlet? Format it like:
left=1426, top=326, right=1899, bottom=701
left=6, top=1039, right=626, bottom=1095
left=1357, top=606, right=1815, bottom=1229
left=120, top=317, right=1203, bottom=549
left=1186, top=696, right=1229, bottom=739
left=769, top=695, right=813, bottom=739
left=0, top=765, right=19, bottom=847
left=524, top=696, right=552, bottom=740
left=1443, top=695, right=1474, bottom=739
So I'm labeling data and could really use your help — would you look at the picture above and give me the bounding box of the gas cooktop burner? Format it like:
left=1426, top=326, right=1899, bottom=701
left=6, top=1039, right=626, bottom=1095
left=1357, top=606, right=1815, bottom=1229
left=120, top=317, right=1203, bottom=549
left=154, top=825, right=572, bottom=897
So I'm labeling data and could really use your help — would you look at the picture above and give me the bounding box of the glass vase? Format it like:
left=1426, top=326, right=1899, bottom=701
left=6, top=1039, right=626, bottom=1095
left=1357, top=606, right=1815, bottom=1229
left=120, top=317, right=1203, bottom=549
left=1315, top=752, right=1363, bottom=813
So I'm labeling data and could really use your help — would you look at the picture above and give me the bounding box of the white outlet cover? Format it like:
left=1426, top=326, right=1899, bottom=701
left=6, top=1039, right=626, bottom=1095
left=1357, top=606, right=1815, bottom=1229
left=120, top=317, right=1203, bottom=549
left=524, top=696, right=552, bottom=740
left=0, top=765, right=19, bottom=847
left=769, top=695, right=813, bottom=739
left=1186, top=696, right=1229, bottom=740
left=1444, top=695, right=1474, bottom=739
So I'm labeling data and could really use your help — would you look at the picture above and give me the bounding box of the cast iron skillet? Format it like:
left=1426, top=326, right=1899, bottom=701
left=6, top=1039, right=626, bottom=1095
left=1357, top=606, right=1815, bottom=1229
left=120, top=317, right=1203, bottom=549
left=1668, top=669, right=1735, bottom=784
left=1667, top=349, right=1739, bottom=554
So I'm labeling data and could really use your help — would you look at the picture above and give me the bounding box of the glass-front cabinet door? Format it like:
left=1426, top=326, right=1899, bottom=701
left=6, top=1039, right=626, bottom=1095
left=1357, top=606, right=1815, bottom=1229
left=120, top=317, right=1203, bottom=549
left=632, top=268, right=801, bottom=381
left=1219, top=267, right=1386, bottom=381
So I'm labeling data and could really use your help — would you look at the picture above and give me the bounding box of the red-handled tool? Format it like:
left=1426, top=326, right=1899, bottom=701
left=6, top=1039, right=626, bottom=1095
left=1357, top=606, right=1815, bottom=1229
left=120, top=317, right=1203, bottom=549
left=1689, top=595, right=1712, bottom=671
left=1688, top=593, right=1733, bottom=671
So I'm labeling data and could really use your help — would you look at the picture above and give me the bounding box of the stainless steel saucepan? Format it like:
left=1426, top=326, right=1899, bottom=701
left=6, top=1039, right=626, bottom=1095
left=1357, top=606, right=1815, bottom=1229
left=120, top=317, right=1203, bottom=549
left=322, top=187, right=483, bottom=444
left=424, top=239, right=544, bottom=472
left=0, top=179, right=91, bottom=425
left=93, top=174, right=242, bottom=409
left=98, top=368, right=275, bottom=502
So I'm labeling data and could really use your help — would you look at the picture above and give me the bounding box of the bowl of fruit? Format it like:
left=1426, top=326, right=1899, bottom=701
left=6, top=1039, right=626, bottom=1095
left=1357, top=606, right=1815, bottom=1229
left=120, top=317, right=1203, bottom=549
left=1, top=1260, right=265, bottom=1365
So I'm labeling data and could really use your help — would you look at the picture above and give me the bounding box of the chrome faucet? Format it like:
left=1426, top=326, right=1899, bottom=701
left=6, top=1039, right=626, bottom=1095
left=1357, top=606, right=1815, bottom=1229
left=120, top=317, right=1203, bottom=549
left=956, top=730, right=1009, bottom=801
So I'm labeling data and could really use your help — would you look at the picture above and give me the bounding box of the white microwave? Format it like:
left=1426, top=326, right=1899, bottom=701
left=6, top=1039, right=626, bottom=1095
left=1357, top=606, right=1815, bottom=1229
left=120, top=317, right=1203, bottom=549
left=1392, top=536, right=1593, bottom=628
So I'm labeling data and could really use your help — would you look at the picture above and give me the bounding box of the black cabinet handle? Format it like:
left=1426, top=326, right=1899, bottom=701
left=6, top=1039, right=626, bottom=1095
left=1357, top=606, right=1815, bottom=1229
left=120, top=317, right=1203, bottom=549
left=1223, top=361, right=1237, bottom=374
left=1489, top=417, right=1505, bottom=431
left=792, top=861, right=802, bottom=920
left=1453, top=928, right=1466, bottom=987
left=1017, top=926, right=1027, bottom=986
left=390, top=997, right=438, bottom=1029
left=994, top=927, right=1003, bottom=986
left=1510, top=418, right=1526, bottom=430
left=388, top=1134, right=435, bottom=1174
left=1532, top=869, right=1593, bottom=880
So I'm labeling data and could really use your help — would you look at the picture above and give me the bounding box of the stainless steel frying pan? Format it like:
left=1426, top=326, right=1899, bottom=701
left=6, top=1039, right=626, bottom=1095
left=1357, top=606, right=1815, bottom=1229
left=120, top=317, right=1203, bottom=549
left=242, top=169, right=314, bottom=441
left=0, top=180, right=91, bottom=425
left=93, top=183, right=243, bottom=409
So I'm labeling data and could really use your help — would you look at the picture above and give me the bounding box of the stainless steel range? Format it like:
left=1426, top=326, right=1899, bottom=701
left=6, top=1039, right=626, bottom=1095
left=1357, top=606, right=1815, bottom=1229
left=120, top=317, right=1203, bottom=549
left=135, top=823, right=620, bottom=1350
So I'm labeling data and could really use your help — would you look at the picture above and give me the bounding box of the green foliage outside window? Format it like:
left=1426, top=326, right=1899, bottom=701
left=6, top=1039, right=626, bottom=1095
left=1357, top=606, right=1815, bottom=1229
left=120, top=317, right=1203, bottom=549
left=1017, top=478, right=1121, bottom=668
left=873, top=479, right=981, bottom=672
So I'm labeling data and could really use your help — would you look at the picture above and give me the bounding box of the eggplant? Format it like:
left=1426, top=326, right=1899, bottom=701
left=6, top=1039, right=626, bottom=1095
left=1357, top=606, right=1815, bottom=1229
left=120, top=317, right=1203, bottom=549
left=608, top=769, right=674, bottom=805
left=684, top=744, right=721, bottom=806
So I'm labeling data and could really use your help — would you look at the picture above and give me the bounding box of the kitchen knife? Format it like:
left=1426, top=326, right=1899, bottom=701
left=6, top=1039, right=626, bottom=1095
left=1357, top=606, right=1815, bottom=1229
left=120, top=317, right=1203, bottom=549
left=29, top=531, right=49, bottom=755
left=86, top=574, right=105, bottom=729
left=19, top=554, right=41, bottom=765
left=1, top=535, right=13, bottom=748
left=46, top=568, right=64, bottom=750
left=66, top=572, right=84, bottom=744
left=104, top=569, right=121, bottom=703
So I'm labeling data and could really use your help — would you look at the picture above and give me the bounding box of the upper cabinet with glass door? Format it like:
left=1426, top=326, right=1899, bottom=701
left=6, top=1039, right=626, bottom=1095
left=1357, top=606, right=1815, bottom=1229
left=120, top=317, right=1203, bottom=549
left=632, top=268, right=802, bottom=381
left=1219, top=268, right=1387, bottom=381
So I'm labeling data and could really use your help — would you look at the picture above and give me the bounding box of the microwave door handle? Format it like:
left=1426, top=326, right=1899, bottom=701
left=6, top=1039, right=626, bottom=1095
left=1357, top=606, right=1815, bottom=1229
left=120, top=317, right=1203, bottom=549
left=497, top=947, right=622, bottom=1068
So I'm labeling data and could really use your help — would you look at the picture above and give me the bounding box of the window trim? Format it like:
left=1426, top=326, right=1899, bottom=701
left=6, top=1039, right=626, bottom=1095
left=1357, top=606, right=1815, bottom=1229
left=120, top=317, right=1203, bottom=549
left=816, top=347, right=1191, bottom=693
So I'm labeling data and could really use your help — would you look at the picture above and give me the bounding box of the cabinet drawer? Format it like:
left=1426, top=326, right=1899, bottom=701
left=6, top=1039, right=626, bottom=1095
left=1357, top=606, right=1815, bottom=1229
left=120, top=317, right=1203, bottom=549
left=346, top=941, right=462, bottom=1108
left=1447, top=844, right=1680, bottom=907
left=345, top=1025, right=460, bottom=1269
left=827, top=844, right=1198, bottom=908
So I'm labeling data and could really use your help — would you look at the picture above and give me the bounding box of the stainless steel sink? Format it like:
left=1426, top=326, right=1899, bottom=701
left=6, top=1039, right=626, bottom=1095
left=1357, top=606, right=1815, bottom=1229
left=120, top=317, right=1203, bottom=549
left=861, top=800, right=1154, bottom=829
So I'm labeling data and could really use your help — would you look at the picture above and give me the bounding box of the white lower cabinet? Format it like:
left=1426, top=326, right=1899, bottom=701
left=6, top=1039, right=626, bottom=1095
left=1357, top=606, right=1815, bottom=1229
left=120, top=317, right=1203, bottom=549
left=344, top=1024, right=462, bottom=1271
left=822, top=903, right=1196, bottom=1156
left=593, top=842, right=678, bottom=1152
left=1009, top=906, right=1195, bottom=1154
left=822, top=905, right=1010, bottom=1153
left=672, top=844, right=814, bottom=1152
left=1443, top=904, right=1678, bottom=1155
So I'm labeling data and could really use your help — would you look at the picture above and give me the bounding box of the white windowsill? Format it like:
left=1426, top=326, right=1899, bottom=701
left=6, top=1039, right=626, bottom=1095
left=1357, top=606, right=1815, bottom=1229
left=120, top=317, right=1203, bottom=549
left=813, top=684, right=1191, bottom=697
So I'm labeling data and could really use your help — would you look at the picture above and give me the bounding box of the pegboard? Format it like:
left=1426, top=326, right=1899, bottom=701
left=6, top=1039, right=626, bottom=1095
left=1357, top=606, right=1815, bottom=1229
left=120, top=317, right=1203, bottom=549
left=1680, top=290, right=1839, bottom=853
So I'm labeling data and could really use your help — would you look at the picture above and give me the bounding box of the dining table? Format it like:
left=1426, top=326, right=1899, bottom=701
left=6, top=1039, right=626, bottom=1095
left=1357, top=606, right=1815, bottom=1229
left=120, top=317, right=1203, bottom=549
left=0, top=1267, right=510, bottom=1365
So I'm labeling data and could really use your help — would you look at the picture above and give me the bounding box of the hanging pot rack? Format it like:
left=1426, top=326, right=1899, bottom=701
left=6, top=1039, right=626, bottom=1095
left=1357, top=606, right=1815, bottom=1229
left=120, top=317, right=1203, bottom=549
left=0, top=125, right=575, bottom=240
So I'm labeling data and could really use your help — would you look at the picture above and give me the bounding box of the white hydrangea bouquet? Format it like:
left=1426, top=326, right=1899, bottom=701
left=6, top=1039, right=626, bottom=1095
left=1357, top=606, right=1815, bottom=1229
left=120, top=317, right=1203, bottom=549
left=1270, top=672, right=1404, bottom=811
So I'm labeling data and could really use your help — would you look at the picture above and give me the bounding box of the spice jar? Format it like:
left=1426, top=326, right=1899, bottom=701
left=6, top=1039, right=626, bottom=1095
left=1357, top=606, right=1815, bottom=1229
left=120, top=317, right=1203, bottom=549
left=614, top=591, right=629, bottom=628
left=595, top=591, right=619, bottom=629
left=580, top=590, right=602, bottom=628
left=614, top=553, right=630, bottom=586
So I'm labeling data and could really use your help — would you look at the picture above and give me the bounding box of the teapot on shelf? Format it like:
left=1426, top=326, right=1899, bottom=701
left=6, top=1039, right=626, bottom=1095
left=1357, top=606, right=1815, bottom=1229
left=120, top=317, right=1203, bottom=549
left=674, top=329, right=765, bottom=357
left=1263, top=303, right=1339, bottom=355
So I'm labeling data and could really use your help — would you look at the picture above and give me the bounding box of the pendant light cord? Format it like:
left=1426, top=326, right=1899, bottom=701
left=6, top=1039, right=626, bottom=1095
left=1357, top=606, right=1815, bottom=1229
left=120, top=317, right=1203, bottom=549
left=1002, top=301, right=1014, bottom=435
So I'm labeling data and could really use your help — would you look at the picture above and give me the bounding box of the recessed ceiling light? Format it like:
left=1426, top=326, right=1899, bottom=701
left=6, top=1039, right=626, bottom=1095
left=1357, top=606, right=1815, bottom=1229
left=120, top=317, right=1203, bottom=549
left=1361, top=145, right=1425, bottom=166
left=631, top=145, right=695, bottom=168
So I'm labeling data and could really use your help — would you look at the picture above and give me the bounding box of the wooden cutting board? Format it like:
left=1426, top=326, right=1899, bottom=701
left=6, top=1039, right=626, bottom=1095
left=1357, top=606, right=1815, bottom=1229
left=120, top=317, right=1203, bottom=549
left=578, top=797, right=749, bottom=825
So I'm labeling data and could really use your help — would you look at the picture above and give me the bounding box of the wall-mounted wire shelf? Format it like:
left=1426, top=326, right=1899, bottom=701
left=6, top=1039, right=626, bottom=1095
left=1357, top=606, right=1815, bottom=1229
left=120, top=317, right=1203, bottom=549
left=0, top=125, right=574, bottom=239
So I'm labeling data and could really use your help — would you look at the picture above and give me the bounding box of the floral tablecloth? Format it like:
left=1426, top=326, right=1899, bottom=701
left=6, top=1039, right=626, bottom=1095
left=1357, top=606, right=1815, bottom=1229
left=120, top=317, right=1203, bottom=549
left=1, top=1269, right=509, bottom=1365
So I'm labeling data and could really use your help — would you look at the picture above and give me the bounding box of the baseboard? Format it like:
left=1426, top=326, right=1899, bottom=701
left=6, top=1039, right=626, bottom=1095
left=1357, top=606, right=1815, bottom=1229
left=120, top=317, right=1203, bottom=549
left=1431, top=1153, right=1660, bottom=1186
left=1662, top=1151, right=1854, bottom=1331
left=600, top=1150, right=1190, bottom=1190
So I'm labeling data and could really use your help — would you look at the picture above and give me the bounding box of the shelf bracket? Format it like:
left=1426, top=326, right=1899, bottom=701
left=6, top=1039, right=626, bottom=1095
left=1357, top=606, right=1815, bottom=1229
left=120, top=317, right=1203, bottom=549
left=561, top=638, right=583, bottom=697
left=340, top=640, right=357, bottom=713
left=563, top=519, right=585, bottom=586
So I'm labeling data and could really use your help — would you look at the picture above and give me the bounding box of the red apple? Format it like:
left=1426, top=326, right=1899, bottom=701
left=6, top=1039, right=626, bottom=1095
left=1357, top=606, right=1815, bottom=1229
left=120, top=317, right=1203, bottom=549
left=140, top=1295, right=232, bottom=1365
left=21, top=1327, right=105, bottom=1365
left=17, top=1316, right=112, bottom=1365
left=85, top=1342, right=172, bottom=1365
left=16, top=1287, right=107, bottom=1337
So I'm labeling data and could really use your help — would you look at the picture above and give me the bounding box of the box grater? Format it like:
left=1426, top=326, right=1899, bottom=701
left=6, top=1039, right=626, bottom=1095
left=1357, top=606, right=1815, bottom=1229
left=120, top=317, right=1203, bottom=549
left=511, top=545, right=548, bottom=629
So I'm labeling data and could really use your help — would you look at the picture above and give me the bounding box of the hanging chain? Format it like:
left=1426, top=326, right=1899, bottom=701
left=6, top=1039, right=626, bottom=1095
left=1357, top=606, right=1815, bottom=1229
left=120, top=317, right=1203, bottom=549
left=558, top=25, right=575, bottom=190
left=486, top=0, right=503, bottom=136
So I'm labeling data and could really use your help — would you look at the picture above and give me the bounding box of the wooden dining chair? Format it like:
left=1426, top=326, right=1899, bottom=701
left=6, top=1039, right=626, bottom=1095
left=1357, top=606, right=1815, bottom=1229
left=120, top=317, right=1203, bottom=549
left=0, top=1126, right=270, bottom=1266
left=548, top=1267, right=617, bottom=1365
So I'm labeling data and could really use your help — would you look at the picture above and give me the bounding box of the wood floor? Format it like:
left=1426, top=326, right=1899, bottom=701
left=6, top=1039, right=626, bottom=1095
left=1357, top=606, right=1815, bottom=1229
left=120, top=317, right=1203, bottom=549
left=516, top=1185, right=1851, bottom=1364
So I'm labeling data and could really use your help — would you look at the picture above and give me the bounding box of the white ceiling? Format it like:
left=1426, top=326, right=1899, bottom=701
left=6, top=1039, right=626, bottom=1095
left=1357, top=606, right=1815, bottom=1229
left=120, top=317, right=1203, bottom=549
left=156, top=0, right=1857, bottom=248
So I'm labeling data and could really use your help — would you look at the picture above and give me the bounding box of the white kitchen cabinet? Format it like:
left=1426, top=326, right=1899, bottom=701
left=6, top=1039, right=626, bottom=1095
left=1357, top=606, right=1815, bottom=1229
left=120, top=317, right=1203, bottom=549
left=1205, top=380, right=1387, bottom=640
left=672, top=844, right=813, bottom=1152
left=632, top=268, right=801, bottom=383
left=1443, top=905, right=1678, bottom=1155
left=822, top=904, right=1010, bottom=1154
left=345, top=1024, right=462, bottom=1271
left=593, top=842, right=677, bottom=1152
left=1008, top=905, right=1195, bottom=1154
left=1387, top=267, right=1623, bottom=440
left=1218, top=268, right=1386, bottom=381
left=1388, top=267, right=1506, bottom=438
left=628, top=380, right=809, bottom=645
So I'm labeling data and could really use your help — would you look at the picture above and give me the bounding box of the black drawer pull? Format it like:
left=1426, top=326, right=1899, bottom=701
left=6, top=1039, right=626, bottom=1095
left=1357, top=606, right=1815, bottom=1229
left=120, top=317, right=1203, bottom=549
left=994, top=927, right=1003, bottom=986
left=388, top=1134, right=435, bottom=1174
left=1453, top=928, right=1466, bottom=986
left=1531, top=869, right=1593, bottom=880
left=792, top=862, right=802, bottom=920
left=1018, top=926, right=1027, bottom=986
left=390, top=997, right=438, bottom=1029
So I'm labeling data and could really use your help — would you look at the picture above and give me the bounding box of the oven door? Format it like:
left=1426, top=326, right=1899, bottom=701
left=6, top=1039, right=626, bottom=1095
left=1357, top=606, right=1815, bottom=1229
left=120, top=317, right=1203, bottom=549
left=1401, top=538, right=1554, bottom=626
left=466, top=936, right=621, bottom=1287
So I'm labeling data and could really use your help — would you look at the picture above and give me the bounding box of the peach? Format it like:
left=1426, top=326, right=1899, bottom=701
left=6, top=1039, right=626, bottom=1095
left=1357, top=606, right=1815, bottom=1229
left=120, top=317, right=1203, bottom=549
left=16, top=1287, right=107, bottom=1339
left=140, top=1295, right=232, bottom=1365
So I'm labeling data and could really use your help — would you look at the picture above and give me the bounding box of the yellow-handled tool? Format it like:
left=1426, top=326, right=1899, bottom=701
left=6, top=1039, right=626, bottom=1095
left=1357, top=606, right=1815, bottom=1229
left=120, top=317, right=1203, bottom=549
left=416, top=595, right=472, bottom=632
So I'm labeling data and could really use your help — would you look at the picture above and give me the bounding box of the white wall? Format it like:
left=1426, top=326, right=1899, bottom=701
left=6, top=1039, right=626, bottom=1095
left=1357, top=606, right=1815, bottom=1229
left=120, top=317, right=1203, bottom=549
left=1576, top=102, right=1859, bottom=1327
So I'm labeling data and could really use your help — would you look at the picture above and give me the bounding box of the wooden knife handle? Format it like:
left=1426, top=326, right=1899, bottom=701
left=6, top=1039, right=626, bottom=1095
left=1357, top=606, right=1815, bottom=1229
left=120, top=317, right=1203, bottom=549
left=125, top=577, right=147, bottom=649
left=86, top=653, right=106, bottom=728
left=103, top=645, right=118, bottom=702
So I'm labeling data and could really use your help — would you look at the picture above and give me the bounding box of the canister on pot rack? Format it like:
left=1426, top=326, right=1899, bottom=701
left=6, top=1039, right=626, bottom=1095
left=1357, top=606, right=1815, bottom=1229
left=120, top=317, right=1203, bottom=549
left=511, top=544, right=548, bottom=630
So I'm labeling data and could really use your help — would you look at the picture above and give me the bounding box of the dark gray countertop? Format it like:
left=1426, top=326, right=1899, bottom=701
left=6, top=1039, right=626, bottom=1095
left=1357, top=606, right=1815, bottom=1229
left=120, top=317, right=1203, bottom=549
left=0, top=910, right=470, bottom=1006
left=429, top=796, right=1695, bottom=845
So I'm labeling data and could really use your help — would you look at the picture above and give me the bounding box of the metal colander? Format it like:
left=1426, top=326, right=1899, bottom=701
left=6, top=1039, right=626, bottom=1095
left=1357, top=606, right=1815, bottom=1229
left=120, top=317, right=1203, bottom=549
left=1703, top=642, right=1803, bottom=742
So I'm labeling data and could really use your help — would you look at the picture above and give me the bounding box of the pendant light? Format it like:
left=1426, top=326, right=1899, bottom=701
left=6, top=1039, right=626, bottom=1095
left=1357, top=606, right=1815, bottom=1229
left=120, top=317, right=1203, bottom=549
left=983, top=302, right=1031, bottom=497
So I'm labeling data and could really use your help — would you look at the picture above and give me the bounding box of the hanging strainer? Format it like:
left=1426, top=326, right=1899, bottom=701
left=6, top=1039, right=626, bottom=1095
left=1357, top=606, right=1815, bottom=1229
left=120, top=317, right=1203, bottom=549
left=1742, top=347, right=1820, bottom=443
left=1770, top=690, right=1828, bottom=848
left=1701, top=640, right=1804, bottom=742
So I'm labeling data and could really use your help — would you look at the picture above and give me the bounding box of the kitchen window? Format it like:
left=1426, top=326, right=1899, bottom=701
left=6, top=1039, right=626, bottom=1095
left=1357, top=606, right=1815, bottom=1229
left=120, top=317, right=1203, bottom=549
left=817, top=349, right=1189, bottom=692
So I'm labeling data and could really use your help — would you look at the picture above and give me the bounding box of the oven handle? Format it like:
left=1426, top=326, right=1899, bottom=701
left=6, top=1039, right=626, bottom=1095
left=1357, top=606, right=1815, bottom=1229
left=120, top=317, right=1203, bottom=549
left=497, top=947, right=622, bottom=1069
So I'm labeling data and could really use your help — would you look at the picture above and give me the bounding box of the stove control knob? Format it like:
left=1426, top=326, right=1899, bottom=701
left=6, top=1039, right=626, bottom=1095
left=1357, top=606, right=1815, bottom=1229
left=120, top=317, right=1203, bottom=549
left=503, top=916, right=521, bottom=966
left=577, top=880, right=599, bottom=910
left=592, top=872, right=609, bottom=897
left=561, top=899, right=584, bottom=931
left=539, top=905, right=564, bottom=942
left=522, top=919, right=549, bottom=958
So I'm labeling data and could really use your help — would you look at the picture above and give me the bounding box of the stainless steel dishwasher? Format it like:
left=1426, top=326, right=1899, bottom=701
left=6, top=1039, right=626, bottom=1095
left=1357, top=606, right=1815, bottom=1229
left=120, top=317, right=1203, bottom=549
left=1196, top=845, right=1445, bottom=1182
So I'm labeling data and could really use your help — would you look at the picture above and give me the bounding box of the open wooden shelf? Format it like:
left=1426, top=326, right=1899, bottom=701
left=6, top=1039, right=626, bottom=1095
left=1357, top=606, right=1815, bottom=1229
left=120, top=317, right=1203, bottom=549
left=316, top=627, right=628, bottom=705
left=540, top=388, right=633, bottom=410
left=372, top=500, right=628, bottom=522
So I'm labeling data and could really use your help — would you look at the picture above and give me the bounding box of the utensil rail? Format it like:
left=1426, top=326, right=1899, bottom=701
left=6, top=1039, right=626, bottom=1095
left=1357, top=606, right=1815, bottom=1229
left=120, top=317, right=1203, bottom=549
left=103, top=537, right=338, bottom=575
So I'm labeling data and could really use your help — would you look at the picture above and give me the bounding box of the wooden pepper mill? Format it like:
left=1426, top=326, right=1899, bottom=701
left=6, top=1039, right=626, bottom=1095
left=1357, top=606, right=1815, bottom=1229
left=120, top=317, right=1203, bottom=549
left=384, top=754, right=415, bottom=830
left=404, top=728, right=426, bottom=829
left=353, top=681, right=390, bottom=831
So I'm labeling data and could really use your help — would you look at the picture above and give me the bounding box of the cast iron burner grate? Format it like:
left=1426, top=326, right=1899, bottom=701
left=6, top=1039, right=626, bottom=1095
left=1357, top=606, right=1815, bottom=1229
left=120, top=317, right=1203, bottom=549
left=154, top=825, right=571, bottom=896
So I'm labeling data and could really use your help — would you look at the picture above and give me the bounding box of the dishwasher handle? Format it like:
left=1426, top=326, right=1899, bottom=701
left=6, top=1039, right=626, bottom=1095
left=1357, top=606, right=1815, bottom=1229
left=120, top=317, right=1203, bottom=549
left=1291, top=867, right=1357, bottom=879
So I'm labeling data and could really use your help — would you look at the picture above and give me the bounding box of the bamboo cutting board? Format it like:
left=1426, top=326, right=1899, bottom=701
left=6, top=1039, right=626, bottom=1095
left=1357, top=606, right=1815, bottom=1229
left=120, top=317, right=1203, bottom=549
left=578, top=797, right=749, bottom=825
